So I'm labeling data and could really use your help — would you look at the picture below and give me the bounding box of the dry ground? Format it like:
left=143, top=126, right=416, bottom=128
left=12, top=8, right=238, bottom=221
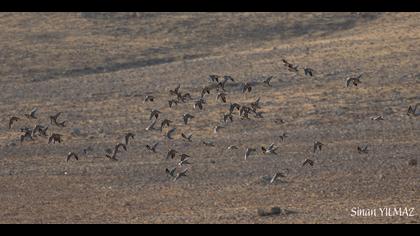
left=0, top=12, right=419, bottom=224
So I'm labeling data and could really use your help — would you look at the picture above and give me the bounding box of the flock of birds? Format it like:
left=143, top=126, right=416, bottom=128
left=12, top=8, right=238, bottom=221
left=6, top=58, right=419, bottom=183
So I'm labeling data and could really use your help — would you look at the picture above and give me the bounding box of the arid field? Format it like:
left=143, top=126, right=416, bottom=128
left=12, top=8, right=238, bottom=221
left=0, top=12, right=419, bottom=224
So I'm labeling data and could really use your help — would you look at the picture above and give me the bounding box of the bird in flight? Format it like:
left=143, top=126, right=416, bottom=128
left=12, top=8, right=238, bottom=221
left=303, top=68, right=315, bottom=77
left=245, top=148, right=257, bottom=160
left=24, top=108, right=38, bottom=119
left=173, top=168, right=188, bottom=182
left=181, top=133, right=192, bottom=142
left=66, top=152, right=79, bottom=162
left=146, top=142, right=159, bottom=153
left=144, top=95, right=155, bottom=102
left=166, top=127, right=176, bottom=139
left=227, top=145, right=239, bottom=150
left=8, top=116, right=20, bottom=129
left=313, top=141, right=324, bottom=153
left=278, top=133, right=288, bottom=141
left=371, top=115, right=384, bottom=121
left=48, top=133, right=63, bottom=144
left=263, top=76, right=273, bottom=87
left=183, top=113, right=194, bottom=125
left=178, top=155, right=192, bottom=166
left=346, top=74, right=362, bottom=87
left=149, top=109, right=161, bottom=120
left=213, top=125, right=224, bottom=134
left=407, top=104, right=419, bottom=116
left=49, top=112, right=62, bottom=125
left=357, top=145, right=369, bottom=154
left=242, top=83, right=252, bottom=93
left=229, top=103, right=241, bottom=113
left=167, top=149, right=178, bottom=159
left=160, top=119, right=172, bottom=131
left=125, top=133, right=135, bottom=145
left=145, top=119, right=157, bottom=131
left=302, top=158, right=314, bottom=167
left=166, top=167, right=177, bottom=178
left=261, top=143, right=279, bottom=155
left=217, top=92, right=227, bottom=103
left=168, top=99, right=178, bottom=108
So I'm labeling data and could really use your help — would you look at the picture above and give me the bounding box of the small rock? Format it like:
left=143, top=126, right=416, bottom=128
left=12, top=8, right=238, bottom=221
left=304, top=119, right=320, bottom=126
left=71, top=128, right=82, bottom=136
left=335, top=108, right=347, bottom=116
left=257, top=207, right=283, bottom=217
left=383, top=107, right=394, bottom=115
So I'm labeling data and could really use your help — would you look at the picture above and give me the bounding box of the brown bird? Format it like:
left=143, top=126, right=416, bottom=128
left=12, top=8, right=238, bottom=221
left=106, top=148, right=119, bottom=161
left=181, top=133, right=192, bottom=142
left=357, top=145, right=368, bottom=154
left=278, top=133, right=288, bottom=141
left=115, top=143, right=127, bottom=152
left=24, top=108, right=38, bottom=119
left=208, top=75, right=220, bottom=83
left=302, top=158, right=314, bottom=167
left=223, top=75, right=235, bottom=83
left=217, top=92, right=227, bottom=103
left=125, top=133, right=135, bottom=145
left=168, top=99, right=178, bottom=108
left=48, top=133, right=63, bottom=144
left=145, top=119, right=157, bottom=131
left=303, top=68, right=315, bottom=76
left=250, top=98, right=261, bottom=111
left=149, top=109, right=161, bottom=120
left=55, top=120, right=66, bottom=127
left=223, top=113, right=233, bottom=123
left=166, top=167, right=177, bottom=178
left=227, top=145, right=239, bottom=150
left=245, top=148, right=257, bottom=160
left=32, top=124, right=48, bottom=137
left=160, top=119, right=172, bottom=131
left=203, top=141, right=215, bottom=147
left=194, top=99, right=206, bottom=110
left=167, top=149, right=178, bottom=159
left=263, top=76, right=273, bottom=87
left=166, top=127, right=176, bottom=139
left=313, top=141, right=324, bottom=153
left=173, top=168, right=188, bottom=181
left=242, top=83, right=252, bottom=93
left=66, top=152, right=79, bottom=162
left=178, top=155, right=192, bottom=166
left=407, top=104, right=419, bottom=116
left=146, top=142, right=159, bottom=153
left=9, top=116, right=19, bottom=129
left=346, top=74, right=362, bottom=87
left=371, top=115, right=384, bottom=121
left=169, top=84, right=181, bottom=96
left=201, top=86, right=211, bottom=98
left=144, top=95, right=155, bottom=102
left=49, top=112, right=62, bottom=125
left=183, top=113, right=194, bottom=125
left=261, top=143, right=278, bottom=155
left=269, top=170, right=289, bottom=184
left=20, top=130, right=33, bottom=143
left=229, top=103, right=241, bottom=113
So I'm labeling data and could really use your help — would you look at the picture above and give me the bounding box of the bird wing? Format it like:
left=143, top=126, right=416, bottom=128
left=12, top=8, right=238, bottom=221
left=30, top=108, right=38, bottom=116
left=346, top=78, right=353, bottom=87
